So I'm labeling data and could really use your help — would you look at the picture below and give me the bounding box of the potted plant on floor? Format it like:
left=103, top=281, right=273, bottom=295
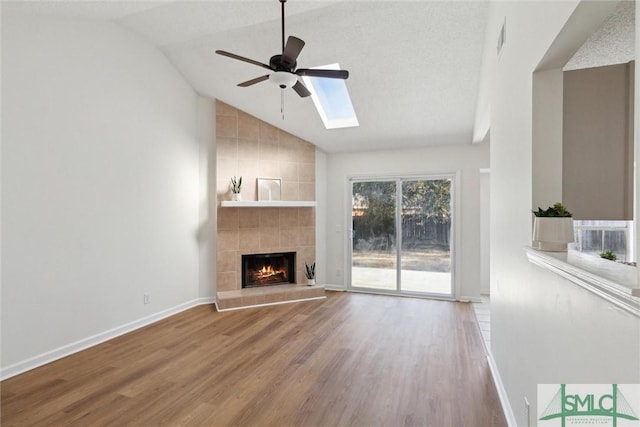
left=230, top=176, right=242, bottom=201
left=305, top=262, right=316, bottom=286
left=532, top=202, right=574, bottom=252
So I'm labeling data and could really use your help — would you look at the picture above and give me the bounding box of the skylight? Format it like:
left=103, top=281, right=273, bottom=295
left=302, top=63, right=359, bottom=130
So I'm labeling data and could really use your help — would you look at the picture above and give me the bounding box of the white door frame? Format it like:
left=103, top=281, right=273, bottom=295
left=346, top=172, right=459, bottom=300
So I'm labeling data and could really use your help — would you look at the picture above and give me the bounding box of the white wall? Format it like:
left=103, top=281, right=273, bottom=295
left=479, top=170, right=490, bottom=295
left=480, top=2, right=640, bottom=425
left=198, top=97, right=216, bottom=298
left=324, top=143, right=489, bottom=301
left=1, top=11, right=212, bottom=375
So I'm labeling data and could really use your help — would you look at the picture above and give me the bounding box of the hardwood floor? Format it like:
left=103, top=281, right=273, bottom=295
left=1, top=292, right=506, bottom=426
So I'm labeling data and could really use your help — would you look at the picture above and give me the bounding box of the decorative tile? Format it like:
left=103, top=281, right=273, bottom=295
left=299, top=182, right=315, bottom=201
left=299, top=143, right=315, bottom=163
left=238, top=112, right=260, bottom=140
left=300, top=227, right=315, bottom=246
left=258, top=161, right=279, bottom=178
left=217, top=272, right=237, bottom=292
left=216, top=100, right=238, bottom=117
left=217, top=207, right=239, bottom=231
left=259, top=227, right=280, bottom=249
left=216, top=115, right=237, bottom=138
left=237, top=140, right=260, bottom=162
left=218, top=250, right=239, bottom=273
left=217, top=230, right=239, bottom=251
left=238, top=209, right=260, bottom=228
left=217, top=137, right=238, bottom=160
left=298, top=208, right=315, bottom=226
left=279, top=208, right=299, bottom=227
left=297, top=246, right=315, bottom=266
left=280, top=228, right=301, bottom=247
left=278, top=138, right=299, bottom=162
left=259, top=122, right=279, bottom=141
left=238, top=228, right=260, bottom=250
left=259, top=208, right=279, bottom=227
left=217, top=159, right=238, bottom=197
left=279, top=161, right=299, bottom=181
left=298, top=163, right=315, bottom=182
left=281, top=181, right=299, bottom=201
left=259, top=141, right=279, bottom=161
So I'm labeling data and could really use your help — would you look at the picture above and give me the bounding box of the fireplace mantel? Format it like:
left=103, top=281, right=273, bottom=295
left=220, top=201, right=317, bottom=208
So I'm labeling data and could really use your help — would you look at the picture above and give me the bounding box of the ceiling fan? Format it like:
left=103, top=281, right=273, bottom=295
left=215, top=0, right=349, bottom=98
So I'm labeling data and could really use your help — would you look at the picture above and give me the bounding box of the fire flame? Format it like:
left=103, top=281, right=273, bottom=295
left=258, top=265, right=277, bottom=277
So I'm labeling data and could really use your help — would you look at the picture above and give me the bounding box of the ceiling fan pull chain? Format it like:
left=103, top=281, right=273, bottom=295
left=281, top=89, right=285, bottom=120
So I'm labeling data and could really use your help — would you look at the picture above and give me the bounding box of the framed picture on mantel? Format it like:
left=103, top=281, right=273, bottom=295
left=257, top=178, right=281, bottom=201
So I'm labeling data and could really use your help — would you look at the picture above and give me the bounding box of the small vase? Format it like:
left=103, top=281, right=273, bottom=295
left=232, top=193, right=241, bottom=202
left=307, top=278, right=316, bottom=286
left=532, top=217, right=574, bottom=252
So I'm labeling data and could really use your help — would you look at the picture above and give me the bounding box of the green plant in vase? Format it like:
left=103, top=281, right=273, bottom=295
left=230, top=176, right=242, bottom=201
left=305, top=262, right=316, bottom=286
left=532, top=202, right=574, bottom=252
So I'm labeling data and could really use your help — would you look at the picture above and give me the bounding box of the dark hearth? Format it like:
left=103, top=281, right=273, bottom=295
left=242, top=252, right=296, bottom=288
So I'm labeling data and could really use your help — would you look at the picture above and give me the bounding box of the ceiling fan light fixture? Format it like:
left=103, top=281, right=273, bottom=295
left=269, top=71, right=297, bottom=89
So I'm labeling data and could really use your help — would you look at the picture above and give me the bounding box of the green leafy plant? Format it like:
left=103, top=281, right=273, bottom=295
left=230, top=176, right=242, bottom=194
left=533, top=202, right=572, bottom=217
left=600, top=250, right=617, bottom=261
left=305, top=262, right=316, bottom=280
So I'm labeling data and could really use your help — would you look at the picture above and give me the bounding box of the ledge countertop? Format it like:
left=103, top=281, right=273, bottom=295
left=525, top=247, right=640, bottom=318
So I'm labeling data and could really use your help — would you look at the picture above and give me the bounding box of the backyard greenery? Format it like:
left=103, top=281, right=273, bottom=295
left=352, top=179, right=452, bottom=269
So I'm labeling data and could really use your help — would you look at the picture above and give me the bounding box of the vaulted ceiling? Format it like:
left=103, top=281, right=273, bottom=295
left=4, top=1, right=490, bottom=152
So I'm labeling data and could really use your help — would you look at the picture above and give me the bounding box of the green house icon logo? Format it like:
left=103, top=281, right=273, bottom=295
left=539, top=384, right=639, bottom=426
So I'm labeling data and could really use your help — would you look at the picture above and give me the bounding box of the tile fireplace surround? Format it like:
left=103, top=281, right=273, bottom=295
left=215, top=100, right=322, bottom=310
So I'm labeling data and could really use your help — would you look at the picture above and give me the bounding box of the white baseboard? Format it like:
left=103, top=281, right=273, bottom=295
left=487, top=352, right=517, bottom=427
left=0, top=297, right=216, bottom=381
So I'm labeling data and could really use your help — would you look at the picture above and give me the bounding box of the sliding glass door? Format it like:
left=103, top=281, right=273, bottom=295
left=350, top=176, right=453, bottom=297
left=351, top=180, right=397, bottom=291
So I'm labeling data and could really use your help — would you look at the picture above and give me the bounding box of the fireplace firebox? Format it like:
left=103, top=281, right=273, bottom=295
left=242, top=252, right=296, bottom=288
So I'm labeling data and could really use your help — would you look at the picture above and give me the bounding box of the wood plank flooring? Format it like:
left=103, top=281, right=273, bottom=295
left=1, top=292, right=506, bottom=427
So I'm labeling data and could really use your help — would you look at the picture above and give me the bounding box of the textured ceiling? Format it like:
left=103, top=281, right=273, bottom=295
left=564, top=0, right=635, bottom=71
left=3, top=0, right=489, bottom=153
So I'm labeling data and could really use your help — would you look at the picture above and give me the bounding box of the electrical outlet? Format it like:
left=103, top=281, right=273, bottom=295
left=144, top=293, right=150, bottom=305
left=524, top=397, right=530, bottom=427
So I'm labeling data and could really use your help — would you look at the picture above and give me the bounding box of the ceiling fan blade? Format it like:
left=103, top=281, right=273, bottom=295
left=292, top=80, right=311, bottom=98
left=238, top=75, right=270, bottom=87
left=296, top=69, right=349, bottom=79
left=281, top=36, right=305, bottom=69
left=215, top=50, right=273, bottom=71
